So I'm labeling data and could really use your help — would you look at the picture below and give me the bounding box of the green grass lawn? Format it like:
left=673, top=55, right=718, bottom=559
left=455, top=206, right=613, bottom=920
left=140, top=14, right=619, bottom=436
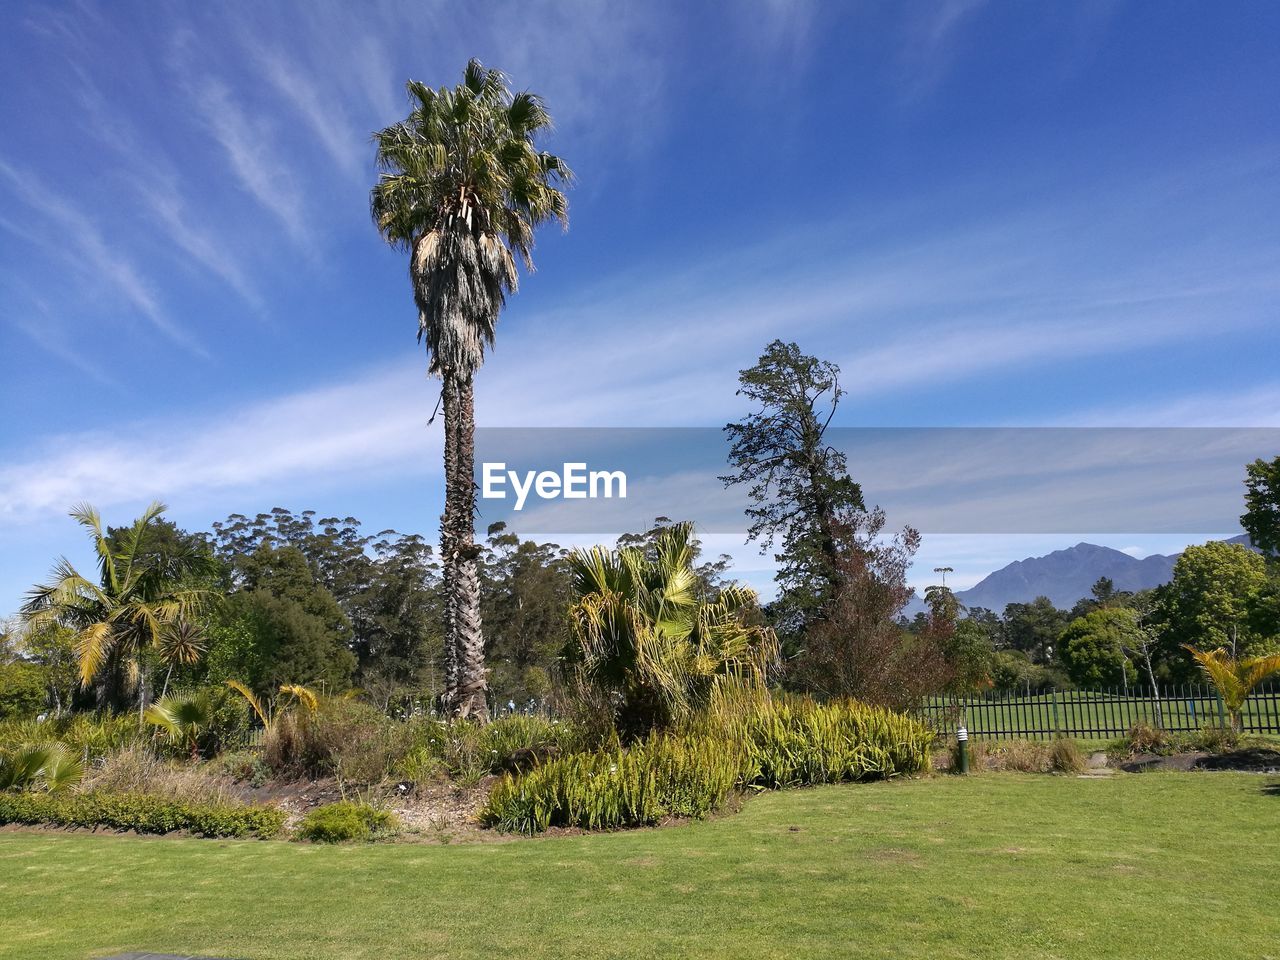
left=2, top=772, right=1278, bottom=960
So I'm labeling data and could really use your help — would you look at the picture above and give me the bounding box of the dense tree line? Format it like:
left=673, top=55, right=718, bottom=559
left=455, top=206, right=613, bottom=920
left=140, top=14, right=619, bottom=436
left=6, top=365, right=1279, bottom=720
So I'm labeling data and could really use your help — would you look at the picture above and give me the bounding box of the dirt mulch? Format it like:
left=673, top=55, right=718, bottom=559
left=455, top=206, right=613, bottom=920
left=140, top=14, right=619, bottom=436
left=227, top=774, right=502, bottom=843
left=1119, top=747, right=1280, bottom=774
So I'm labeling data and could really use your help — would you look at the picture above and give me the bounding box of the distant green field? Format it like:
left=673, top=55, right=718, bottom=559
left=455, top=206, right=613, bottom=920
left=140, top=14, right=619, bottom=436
left=922, top=686, right=1280, bottom=739
left=2, top=773, right=1278, bottom=960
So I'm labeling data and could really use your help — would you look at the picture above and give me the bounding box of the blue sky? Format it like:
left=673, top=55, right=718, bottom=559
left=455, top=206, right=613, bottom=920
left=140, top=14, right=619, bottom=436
left=2, top=0, right=1278, bottom=615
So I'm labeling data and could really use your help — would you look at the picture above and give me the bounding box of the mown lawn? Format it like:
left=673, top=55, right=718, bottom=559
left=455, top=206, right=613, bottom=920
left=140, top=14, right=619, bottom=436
left=2, top=772, right=1277, bottom=960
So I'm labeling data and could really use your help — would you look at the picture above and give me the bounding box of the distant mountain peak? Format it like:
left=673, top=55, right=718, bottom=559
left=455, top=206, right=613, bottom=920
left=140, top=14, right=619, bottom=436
left=947, top=535, right=1251, bottom=614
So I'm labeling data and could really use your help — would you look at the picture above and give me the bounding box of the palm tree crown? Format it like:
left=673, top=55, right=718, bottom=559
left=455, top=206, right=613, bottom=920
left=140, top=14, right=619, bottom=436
left=565, top=522, right=778, bottom=737
left=370, top=59, right=571, bottom=378
left=21, top=502, right=214, bottom=706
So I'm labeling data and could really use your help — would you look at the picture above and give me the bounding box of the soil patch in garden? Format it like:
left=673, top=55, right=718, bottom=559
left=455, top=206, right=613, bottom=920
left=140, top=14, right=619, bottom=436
left=229, top=775, right=501, bottom=843
left=1120, top=747, right=1280, bottom=774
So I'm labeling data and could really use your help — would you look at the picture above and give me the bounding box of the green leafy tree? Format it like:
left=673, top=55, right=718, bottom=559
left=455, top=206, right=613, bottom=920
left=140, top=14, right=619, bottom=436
left=480, top=523, right=570, bottom=706
left=230, top=545, right=357, bottom=693
left=371, top=61, right=571, bottom=719
left=1159, top=541, right=1269, bottom=660
left=21, top=503, right=215, bottom=712
left=0, top=662, right=47, bottom=720
left=6, top=624, right=78, bottom=716
left=564, top=522, right=777, bottom=739
left=722, top=341, right=867, bottom=643
left=1242, top=455, right=1280, bottom=557
left=209, top=509, right=443, bottom=698
left=945, top=618, right=996, bottom=693
left=1058, top=608, right=1141, bottom=689
left=1000, top=597, right=1069, bottom=663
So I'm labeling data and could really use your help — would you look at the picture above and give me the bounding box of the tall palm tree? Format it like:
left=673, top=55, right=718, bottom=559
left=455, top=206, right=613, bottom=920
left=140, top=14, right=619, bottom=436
left=21, top=502, right=214, bottom=713
left=565, top=522, right=778, bottom=739
left=371, top=60, right=571, bottom=720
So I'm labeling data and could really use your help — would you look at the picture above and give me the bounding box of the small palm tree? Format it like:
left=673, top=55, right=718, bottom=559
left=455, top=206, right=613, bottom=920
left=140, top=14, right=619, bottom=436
left=1184, top=645, right=1280, bottom=732
left=144, top=689, right=214, bottom=759
left=0, top=743, right=83, bottom=793
left=565, top=522, right=778, bottom=739
left=371, top=60, right=571, bottom=720
left=22, top=503, right=215, bottom=714
left=225, top=680, right=319, bottom=734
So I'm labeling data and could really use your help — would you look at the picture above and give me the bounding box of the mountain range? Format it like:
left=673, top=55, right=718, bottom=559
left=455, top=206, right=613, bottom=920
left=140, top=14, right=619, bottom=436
left=935, top=535, right=1253, bottom=614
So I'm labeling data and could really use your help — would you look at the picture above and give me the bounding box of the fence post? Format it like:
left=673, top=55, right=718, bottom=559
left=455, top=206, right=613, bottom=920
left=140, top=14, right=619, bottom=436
left=1215, top=689, right=1227, bottom=729
left=1051, top=688, right=1061, bottom=738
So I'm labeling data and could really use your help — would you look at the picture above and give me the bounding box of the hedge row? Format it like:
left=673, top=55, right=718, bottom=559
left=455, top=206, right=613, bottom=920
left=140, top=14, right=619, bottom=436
left=0, top=791, right=285, bottom=839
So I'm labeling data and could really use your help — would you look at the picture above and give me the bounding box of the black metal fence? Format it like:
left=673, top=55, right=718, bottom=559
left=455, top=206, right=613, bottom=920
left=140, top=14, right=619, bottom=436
left=920, top=684, right=1280, bottom=740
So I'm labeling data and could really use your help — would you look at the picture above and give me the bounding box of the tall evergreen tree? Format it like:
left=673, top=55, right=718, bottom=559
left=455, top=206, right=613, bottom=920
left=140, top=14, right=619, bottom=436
left=722, top=341, right=866, bottom=642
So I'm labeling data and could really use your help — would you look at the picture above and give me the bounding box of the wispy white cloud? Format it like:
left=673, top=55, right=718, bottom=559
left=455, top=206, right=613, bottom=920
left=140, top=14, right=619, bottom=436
left=0, top=278, right=115, bottom=388
left=179, top=63, right=313, bottom=251
left=0, top=159, right=206, bottom=356
left=135, top=174, right=265, bottom=313
left=0, top=360, right=436, bottom=521
left=248, top=45, right=369, bottom=180
left=897, top=0, right=990, bottom=97
left=1053, top=384, right=1280, bottom=428
left=66, top=68, right=265, bottom=312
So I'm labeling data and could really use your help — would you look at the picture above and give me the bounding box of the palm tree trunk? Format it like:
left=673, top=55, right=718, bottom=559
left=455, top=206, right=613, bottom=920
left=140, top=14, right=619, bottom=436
left=439, top=375, right=460, bottom=711
left=454, top=376, right=488, bottom=720
left=440, top=373, right=489, bottom=720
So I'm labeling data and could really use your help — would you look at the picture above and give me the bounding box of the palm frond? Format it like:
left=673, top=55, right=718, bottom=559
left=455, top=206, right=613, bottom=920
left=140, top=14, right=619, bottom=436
left=226, top=679, right=269, bottom=727
left=280, top=684, right=319, bottom=713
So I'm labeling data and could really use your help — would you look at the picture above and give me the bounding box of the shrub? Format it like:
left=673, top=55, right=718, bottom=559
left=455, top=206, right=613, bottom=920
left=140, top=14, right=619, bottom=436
left=1193, top=724, right=1239, bottom=754
left=730, top=696, right=934, bottom=788
left=296, top=801, right=398, bottom=843
left=395, top=715, right=588, bottom=787
left=1125, top=721, right=1168, bottom=755
left=83, top=745, right=233, bottom=804
left=0, top=742, right=83, bottom=792
left=482, top=732, right=743, bottom=834
left=969, top=739, right=1049, bottom=773
left=484, top=697, right=934, bottom=834
left=1049, top=738, right=1087, bottom=774
left=0, top=713, right=143, bottom=761
left=265, top=697, right=407, bottom=783
left=0, top=790, right=284, bottom=839
left=214, top=749, right=271, bottom=788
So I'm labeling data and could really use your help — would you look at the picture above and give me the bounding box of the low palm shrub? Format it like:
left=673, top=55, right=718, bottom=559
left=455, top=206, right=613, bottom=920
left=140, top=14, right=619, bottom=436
left=0, top=790, right=284, bottom=838
left=563, top=522, right=779, bottom=739
left=296, top=801, right=398, bottom=843
left=0, top=743, right=83, bottom=792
